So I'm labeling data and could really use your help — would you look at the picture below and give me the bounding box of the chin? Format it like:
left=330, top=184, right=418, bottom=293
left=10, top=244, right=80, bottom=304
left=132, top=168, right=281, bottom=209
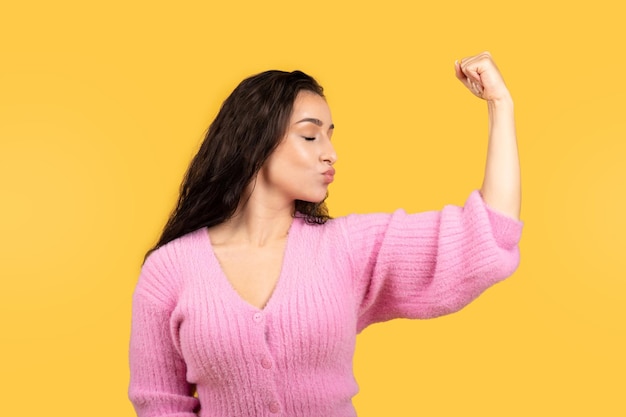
left=299, top=193, right=328, bottom=205
left=294, top=187, right=329, bottom=205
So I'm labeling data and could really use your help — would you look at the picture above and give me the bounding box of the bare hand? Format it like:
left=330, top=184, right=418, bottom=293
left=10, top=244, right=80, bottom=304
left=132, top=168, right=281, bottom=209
left=455, top=51, right=511, bottom=102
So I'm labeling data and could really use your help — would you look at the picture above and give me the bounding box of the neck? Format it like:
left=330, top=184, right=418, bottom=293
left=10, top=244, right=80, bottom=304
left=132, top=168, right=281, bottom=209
left=209, top=190, right=295, bottom=247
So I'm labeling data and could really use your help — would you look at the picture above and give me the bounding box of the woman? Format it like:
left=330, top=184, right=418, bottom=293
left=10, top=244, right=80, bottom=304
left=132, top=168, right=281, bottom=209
left=129, top=52, right=522, bottom=417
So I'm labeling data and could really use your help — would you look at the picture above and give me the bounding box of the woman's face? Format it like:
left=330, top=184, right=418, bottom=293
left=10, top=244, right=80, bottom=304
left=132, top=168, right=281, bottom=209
left=257, top=91, right=337, bottom=205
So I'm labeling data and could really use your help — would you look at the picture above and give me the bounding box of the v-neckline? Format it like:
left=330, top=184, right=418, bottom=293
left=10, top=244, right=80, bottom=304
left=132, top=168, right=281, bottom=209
left=202, top=218, right=299, bottom=312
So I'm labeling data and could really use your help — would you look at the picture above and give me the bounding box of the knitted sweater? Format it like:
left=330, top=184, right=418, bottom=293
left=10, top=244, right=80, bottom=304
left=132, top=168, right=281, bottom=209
left=129, top=191, right=523, bottom=417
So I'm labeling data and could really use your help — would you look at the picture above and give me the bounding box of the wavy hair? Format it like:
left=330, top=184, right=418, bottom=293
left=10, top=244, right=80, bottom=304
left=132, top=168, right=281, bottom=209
left=146, top=70, right=330, bottom=259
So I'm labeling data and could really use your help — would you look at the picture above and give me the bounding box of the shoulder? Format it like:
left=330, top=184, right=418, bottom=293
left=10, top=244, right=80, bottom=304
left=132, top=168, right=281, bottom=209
left=136, top=228, right=208, bottom=305
left=294, top=212, right=397, bottom=240
left=326, top=209, right=442, bottom=240
left=146, top=228, right=207, bottom=264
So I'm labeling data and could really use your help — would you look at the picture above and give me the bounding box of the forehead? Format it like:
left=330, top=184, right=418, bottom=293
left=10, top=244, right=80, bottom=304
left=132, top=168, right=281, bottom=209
left=290, top=91, right=332, bottom=123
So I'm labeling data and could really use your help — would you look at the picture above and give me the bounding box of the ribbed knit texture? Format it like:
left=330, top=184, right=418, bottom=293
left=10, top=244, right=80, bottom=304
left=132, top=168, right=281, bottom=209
left=129, top=190, right=523, bottom=417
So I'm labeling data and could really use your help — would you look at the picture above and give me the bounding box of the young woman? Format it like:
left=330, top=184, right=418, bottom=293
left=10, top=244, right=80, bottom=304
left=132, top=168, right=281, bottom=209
left=129, top=51, right=522, bottom=417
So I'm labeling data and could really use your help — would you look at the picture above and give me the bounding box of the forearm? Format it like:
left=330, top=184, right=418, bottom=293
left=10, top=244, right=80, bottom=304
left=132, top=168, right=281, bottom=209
left=480, top=95, right=521, bottom=220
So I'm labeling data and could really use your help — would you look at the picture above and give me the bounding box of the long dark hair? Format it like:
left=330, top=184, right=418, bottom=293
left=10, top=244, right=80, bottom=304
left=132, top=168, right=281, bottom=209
left=145, top=70, right=330, bottom=259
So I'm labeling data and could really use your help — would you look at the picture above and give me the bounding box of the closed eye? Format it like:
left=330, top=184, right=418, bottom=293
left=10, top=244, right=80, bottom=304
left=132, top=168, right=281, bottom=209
left=302, top=136, right=316, bottom=141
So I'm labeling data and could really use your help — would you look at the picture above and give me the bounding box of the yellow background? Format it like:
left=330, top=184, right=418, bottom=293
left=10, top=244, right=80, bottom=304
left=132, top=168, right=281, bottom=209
left=1, top=0, right=624, bottom=415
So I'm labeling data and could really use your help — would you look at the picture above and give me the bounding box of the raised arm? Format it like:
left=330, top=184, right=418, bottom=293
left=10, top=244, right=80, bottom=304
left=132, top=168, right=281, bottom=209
left=455, top=52, right=521, bottom=220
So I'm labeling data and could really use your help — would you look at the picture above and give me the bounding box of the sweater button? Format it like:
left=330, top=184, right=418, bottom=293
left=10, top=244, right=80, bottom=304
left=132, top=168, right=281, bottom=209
left=269, top=401, right=280, bottom=413
left=261, top=356, right=272, bottom=369
left=253, top=312, right=263, bottom=323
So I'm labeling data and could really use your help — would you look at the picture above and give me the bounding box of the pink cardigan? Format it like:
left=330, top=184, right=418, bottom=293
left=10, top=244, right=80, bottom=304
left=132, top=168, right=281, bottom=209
left=129, top=191, right=523, bottom=417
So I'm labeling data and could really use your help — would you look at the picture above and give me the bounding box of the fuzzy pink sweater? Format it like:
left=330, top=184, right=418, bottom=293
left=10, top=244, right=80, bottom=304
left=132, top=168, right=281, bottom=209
left=129, top=191, right=523, bottom=417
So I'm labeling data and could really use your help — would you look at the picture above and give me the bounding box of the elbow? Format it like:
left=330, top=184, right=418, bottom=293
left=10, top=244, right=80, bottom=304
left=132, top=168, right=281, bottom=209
left=430, top=248, right=521, bottom=317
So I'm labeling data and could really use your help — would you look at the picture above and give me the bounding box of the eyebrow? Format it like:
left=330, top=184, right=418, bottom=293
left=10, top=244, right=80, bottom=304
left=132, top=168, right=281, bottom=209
left=296, top=118, right=335, bottom=130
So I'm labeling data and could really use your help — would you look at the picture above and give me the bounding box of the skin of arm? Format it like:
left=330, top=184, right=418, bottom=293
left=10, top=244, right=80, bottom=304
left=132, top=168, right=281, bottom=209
left=455, top=51, right=521, bottom=220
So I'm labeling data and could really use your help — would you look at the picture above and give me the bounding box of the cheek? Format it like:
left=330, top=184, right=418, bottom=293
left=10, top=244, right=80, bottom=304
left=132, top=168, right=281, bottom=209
left=290, top=142, right=316, bottom=167
left=269, top=137, right=316, bottom=176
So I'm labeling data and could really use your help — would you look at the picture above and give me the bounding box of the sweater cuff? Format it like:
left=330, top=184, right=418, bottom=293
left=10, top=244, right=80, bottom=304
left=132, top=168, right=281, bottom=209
left=471, top=190, right=523, bottom=250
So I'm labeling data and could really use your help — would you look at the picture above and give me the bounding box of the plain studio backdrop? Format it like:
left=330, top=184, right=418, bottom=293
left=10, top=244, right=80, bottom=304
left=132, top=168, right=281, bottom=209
left=1, top=1, right=624, bottom=415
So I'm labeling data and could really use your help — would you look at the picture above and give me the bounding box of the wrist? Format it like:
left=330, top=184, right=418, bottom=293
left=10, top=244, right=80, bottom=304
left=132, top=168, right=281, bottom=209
left=487, top=94, right=514, bottom=110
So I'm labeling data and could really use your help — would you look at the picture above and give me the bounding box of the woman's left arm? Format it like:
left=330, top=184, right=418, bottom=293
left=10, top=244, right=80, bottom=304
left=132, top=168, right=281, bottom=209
left=455, top=52, right=521, bottom=220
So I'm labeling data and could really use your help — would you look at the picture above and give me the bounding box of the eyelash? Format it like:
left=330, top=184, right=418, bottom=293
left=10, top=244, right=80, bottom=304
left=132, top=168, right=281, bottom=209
left=302, top=136, right=316, bottom=141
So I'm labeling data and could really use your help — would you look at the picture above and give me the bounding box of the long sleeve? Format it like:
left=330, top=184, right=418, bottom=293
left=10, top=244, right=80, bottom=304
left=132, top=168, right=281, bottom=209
left=127, top=195, right=522, bottom=416
left=345, top=190, right=523, bottom=332
left=129, top=250, right=199, bottom=417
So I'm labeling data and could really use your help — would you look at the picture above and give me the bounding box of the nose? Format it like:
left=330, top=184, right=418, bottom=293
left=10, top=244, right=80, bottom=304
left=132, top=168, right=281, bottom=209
left=321, top=139, right=338, bottom=165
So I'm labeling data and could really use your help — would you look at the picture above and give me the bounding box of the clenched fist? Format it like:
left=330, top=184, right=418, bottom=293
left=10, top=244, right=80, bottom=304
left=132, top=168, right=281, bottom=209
left=455, top=51, right=511, bottom=102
